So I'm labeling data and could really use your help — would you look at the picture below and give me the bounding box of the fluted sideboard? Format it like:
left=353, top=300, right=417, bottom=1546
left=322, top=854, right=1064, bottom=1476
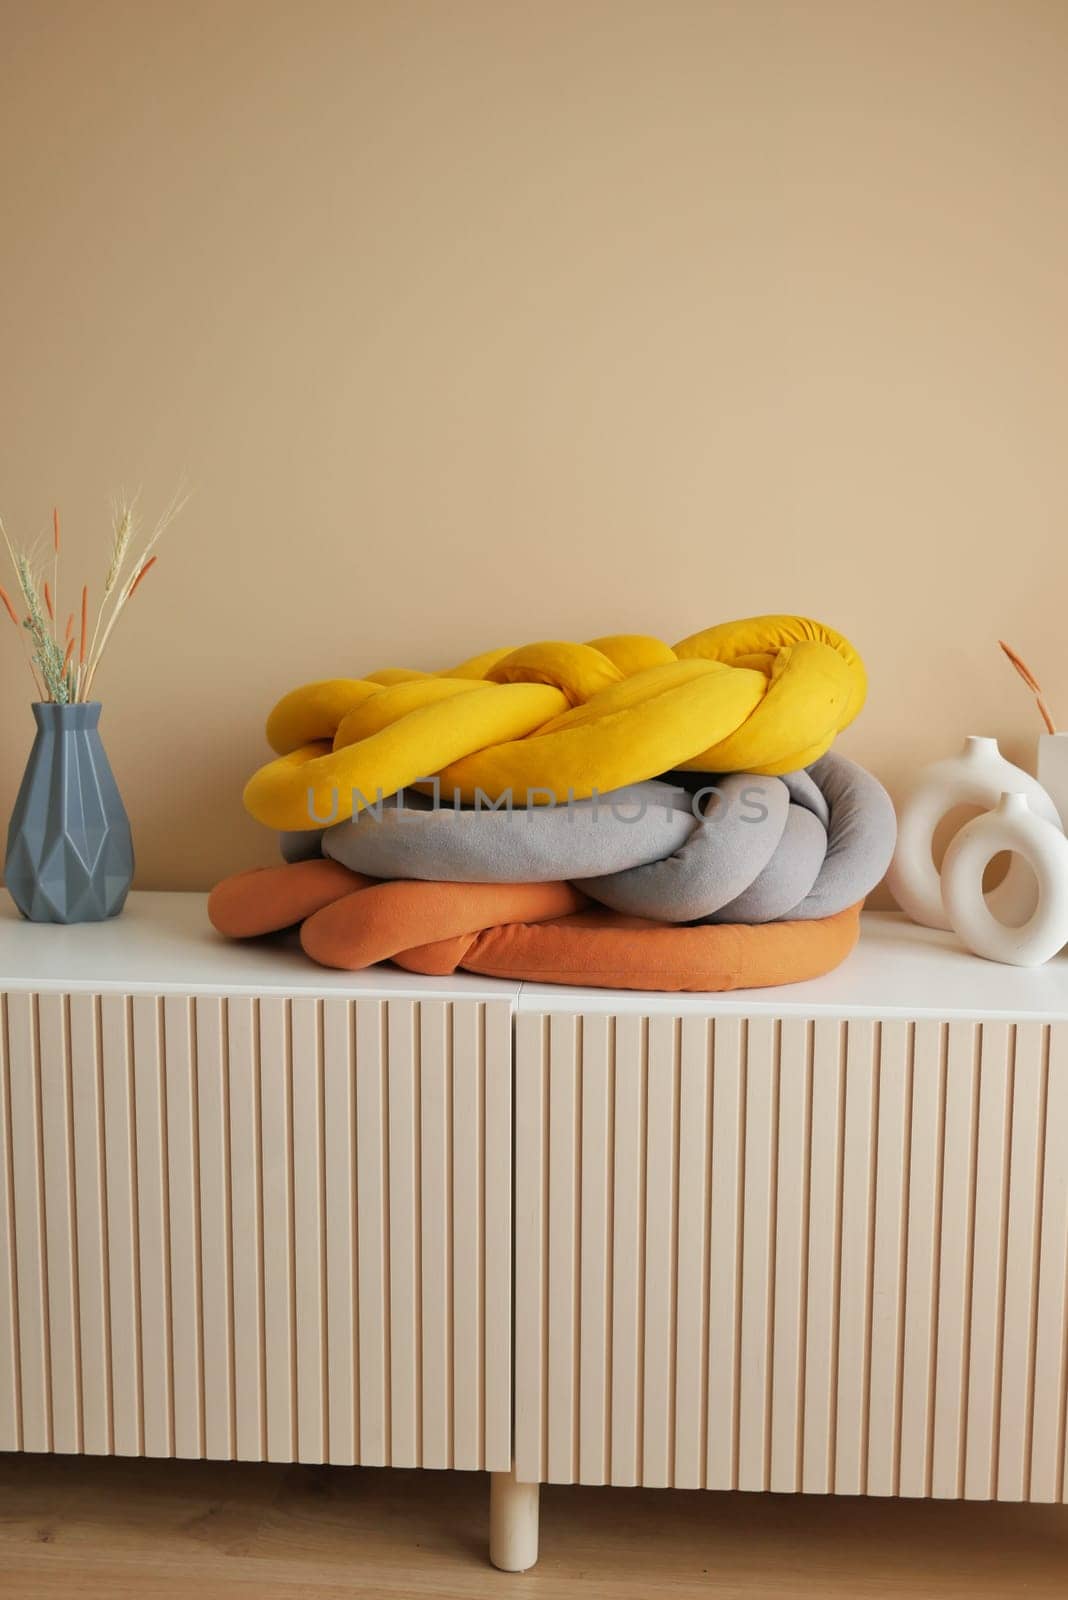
left=2, top=894, right=1066, bottom=1571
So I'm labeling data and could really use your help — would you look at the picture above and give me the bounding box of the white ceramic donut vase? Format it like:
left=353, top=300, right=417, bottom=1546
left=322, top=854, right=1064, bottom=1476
left=941, top=793, right=1068, bottom=966
left=886, top=735, right=1062, bottom=930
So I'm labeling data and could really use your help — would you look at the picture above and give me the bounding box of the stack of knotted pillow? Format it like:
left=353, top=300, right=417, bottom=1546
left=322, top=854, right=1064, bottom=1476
left=210, top=615, right=896, bottom=992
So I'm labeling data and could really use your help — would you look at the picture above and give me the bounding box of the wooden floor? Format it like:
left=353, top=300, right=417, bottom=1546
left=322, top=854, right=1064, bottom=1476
left=1, top=1454, right=1066, bottom=1598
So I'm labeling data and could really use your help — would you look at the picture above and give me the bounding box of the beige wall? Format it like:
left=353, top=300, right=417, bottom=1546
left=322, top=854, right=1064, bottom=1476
left=2, top=0, right=1066, bottom=897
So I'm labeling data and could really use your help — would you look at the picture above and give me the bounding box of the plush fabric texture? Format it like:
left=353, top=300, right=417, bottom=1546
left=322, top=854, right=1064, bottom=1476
left=207, top=859, right=361, bottom=938
left=317, top=752, right=895, bottom=925
left=301, top=879, right=587, bottom=971
left=244, top=616, right=867, bottom=830
left=322, top=781, right=696, bottom=881
left=207, top=860, right=582, bottom=951
left=411, top=904, right=862, bottom=991
left=585, top=753, right=896, bottom=922
left=208, top=860, right=862, bottom=993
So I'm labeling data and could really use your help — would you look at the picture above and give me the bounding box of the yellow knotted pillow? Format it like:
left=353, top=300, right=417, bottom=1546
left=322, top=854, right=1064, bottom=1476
left=244, top=614, right=866, bottom=831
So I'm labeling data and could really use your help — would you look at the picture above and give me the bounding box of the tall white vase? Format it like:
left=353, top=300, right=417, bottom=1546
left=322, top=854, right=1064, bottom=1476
left=886, top=735, right=1062, bottom=930
left=1038, top=733, right=1068, bottom=831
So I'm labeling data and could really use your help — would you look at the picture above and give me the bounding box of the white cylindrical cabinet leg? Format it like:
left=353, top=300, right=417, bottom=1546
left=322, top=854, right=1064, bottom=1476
left=489, top=1466, right=540, bottom=1571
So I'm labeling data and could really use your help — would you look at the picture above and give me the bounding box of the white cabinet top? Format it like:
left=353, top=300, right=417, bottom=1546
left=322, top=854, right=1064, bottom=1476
left=0, top=893, right=1065, bottom=1021
left=0, top=891, right=522, bottom=1002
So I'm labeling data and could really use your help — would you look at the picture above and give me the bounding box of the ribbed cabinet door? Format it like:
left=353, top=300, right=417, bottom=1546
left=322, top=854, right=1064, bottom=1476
left=513, top=1010, right=1068, bottom=1501
left=0, top=989, right=512, bottom=1470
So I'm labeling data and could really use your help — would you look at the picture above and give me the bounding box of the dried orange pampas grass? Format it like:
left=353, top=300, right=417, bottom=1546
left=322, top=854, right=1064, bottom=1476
left=999, top=640, right=1058, bottom=735
left=127, top=555, right=157, bottom=599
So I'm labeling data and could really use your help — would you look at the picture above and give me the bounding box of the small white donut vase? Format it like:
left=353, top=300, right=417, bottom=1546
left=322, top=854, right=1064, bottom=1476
left=886, top=736, right=1062, bottom=930
left=941, top=793, right=1068, bottom=966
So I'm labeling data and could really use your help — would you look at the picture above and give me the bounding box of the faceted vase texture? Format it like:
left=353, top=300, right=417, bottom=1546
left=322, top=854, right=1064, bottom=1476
left=5, top=702, right=134, bottom=923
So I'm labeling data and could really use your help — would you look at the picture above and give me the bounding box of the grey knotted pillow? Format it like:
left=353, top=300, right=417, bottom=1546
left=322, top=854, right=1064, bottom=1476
left=584, top=755, right=895, bottom=922
left=315, top=753, right=895, bottom=923
left=321, top=780, right=696, bottom=881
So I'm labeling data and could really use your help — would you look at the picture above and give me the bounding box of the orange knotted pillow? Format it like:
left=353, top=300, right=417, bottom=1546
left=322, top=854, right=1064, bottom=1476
left=207, top=859, right=367, bottom=937
left=420, top=903, right=861, bottom=991
left=208, top=861, right=860, bottom=993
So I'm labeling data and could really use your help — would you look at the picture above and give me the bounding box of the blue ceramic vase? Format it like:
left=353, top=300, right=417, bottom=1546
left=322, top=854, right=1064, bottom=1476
left=5, top=702, right=134, bottom=922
